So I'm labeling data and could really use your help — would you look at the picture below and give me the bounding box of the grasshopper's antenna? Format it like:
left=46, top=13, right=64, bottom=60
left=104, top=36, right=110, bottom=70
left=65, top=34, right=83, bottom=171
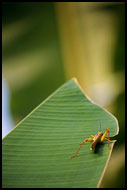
left=99, top=120, right=101, bottom=132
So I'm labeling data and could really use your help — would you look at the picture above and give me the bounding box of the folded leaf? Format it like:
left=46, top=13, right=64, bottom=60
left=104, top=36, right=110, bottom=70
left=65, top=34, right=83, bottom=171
left=2, top=78, right=119, bottom=188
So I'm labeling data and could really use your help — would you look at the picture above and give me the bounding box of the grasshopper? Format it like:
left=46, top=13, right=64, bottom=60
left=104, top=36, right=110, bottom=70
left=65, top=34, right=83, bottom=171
left=70, top=123, right=110, bottom=159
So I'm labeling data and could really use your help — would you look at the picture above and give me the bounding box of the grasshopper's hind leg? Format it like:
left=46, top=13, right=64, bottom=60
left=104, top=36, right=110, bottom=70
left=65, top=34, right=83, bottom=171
left=70, top=137, right=93, bottom=159
left=101, top=128, right=110, bottom=149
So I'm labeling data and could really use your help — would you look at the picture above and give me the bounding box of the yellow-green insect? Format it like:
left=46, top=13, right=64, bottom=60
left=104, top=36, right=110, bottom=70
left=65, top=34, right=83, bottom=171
left=70, top=123, right=110, bottom=159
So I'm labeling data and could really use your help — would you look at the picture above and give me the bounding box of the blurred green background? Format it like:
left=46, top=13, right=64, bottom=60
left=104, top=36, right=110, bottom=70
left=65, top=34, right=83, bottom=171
left=2, top=2, right=125, bottom=188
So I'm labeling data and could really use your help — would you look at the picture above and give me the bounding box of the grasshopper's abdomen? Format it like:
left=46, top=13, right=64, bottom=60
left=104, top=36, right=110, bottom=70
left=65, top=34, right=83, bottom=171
left=90, top=132, right=103, bottom=150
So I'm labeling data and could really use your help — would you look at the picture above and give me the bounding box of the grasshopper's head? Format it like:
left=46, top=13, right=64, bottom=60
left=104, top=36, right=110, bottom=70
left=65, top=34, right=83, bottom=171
left=98, top=132, right=103, bottom=136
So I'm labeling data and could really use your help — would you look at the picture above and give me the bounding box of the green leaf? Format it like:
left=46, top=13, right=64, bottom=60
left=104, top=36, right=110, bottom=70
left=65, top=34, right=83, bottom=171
left=2, top=78, right=119, bottom=188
